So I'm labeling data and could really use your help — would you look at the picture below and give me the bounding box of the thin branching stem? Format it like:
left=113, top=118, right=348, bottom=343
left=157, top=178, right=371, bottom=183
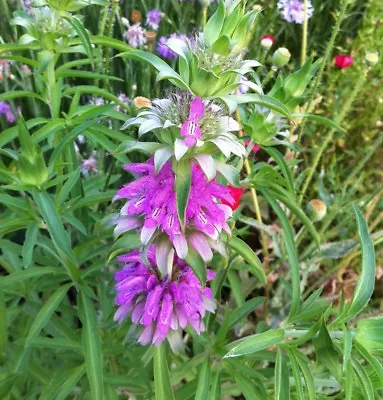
left=297, top=0, right=352, bottom=145
left=301, top=0, right=309, bottom=66
left=298, top=69, right=368, bottom=204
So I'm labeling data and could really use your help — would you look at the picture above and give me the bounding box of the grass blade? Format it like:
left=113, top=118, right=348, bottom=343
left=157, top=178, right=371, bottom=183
left=80, top=289, right=104, bottom=400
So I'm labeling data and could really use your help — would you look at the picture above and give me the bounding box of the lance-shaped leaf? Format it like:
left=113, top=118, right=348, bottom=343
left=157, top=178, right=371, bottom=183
left=153, top=344, right=175, bottom=400
left=228, top=236, right=266, bottom=284
left=343, top=206, right=375, bottom=321
left=173, top=159, right=191, bottom=229
left=224, top=328, right=285, bottom=358
left=118, top=50, right=190, bottom=91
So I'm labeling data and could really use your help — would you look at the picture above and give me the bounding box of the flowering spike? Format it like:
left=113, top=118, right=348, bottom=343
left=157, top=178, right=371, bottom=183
left=114, top=247, right=216, bottom=345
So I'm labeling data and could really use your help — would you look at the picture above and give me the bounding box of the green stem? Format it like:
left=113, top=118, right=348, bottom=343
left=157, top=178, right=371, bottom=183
left=297, top=0, right=351, bottom=145
left=301, top=0, right=309, bottom=66
left=298, top=70, right=367, bottom=205
left=263, top=68, right=276, bottom=86
left=202, top=7, right=207, bottom=29
left=285, top=329, right=355, bottom=340
left=103, top=0, right=119, bottom=89
left=344, top=132, right=383, bottom=187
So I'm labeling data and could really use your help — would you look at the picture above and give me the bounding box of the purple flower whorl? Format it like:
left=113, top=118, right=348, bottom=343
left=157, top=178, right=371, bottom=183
left=114, top=159, right=236, bottom=261
left=114, top=247, right=216, bottom=345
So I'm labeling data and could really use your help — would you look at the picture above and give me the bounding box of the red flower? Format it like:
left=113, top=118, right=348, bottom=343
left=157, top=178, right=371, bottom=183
left=334, top=55, right=353, bottom=69
left=244, top=140, right=261, bottom=153
left=223, top=186, right=245, bottom=211
left=261, top=34, right=275, bottom=42
left=260, top=35, right=275, bottom=49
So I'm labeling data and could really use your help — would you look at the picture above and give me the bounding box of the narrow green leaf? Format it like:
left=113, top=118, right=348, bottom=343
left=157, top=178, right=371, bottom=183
left=0, top=90, right=45, bottom=103
left=118, top=50, right=190, bottom=91
left=65, top=15, right=93, bottom=64
left=56, top=169, right=81, bottom=207
left=33, top=191, right=79, bottom=281
left=56, top=69, right=121, bottom=81
left=260, top=188, right=300, bottom=318
left=56, top=364, right=86, bottom=400
left=292, top=113, right=346, bottom=134
left=345, top=360, right=353, bottom=400
left=203, top=0, right=225, bottom=46
left=290, top=349, right=316, bottom=400
left=80, top=289, right=104, bottom=400
left=287, top=348, right=304, bottom=400
left=228, top=236, right=266, bottom=284
left=275, top=346, right=290, bottom=400
left=0, top=291, right=7, bottom=353
left=354, top=341, right=383, bottom=386
left=218, top=94, right=291, bottom=118
left=0, top=267, right=63, bottom=288
left=313, top=321, right=341, bottom=382
left=272, top=191, right=320, bottom=247
left=154, top=344, right=175, bottom=400
left=174, top=159, right=191, bottom=229
left=71, top=191, right=115, bottom=210
left=30, top=337, right=82, bottom=352
left=25, top=283, right=72, bottom=346
left=195, top=358, right=211, bottom=400
left=233, top=373, right=265, bottom=400
left=265, top=147, right=295, bottom=194
left=22, top=222, right=39, bottom=267
left=207, top=370, right=221, bottom=400
left=64, top=86, right=129, bottom=111
left=84, top=130, right=130, bottom=164
left=185, top=247, right=206, bottom=285
left=351, top=358, right=375, bottom=400
left=344, top=206, right=375, bottom=321
left=224, top=328, right=285, bottom=358
left=343, top=328, right=352, bottom=372
left=229, top=297, right=266, bottom=328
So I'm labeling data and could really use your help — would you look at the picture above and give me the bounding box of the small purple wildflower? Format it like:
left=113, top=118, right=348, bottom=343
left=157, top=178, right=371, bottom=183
left=114, top=159, right=235, bottom=260
left=115, top=93, right=130, bottom=113
left=80, top=152, right=97, bottom=175
left=0, top=102, right=15, bottom=123
left=114, top=246, right=216, bottom=345
left=22, top=0, right=33, bottom=13
left=277, top=0, right=314, bottom=24
left=89, top=97, right=105, bottom=106
left=146, top=9, right=162, bottom=30
left=180, top=97, right=204, bottom=147
left=124, top=23, right=147, bottom=48
left=157, top=33, right=187, bottom=59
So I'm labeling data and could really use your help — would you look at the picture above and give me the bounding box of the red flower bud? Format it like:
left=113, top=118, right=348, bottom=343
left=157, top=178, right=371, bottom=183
left=260, top=35, right=275, bottom=49
left=244, top=140, right=261, bottom=153
left=222, top=186, right=245, bottom=210
left=334, top=55, right=353, bottom=69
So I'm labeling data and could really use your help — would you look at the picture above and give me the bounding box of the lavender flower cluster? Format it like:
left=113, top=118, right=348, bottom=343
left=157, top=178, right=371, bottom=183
left=0, top=102, right=16, bottom=123
left=113, top=3, right=260, bottom=347
left=277, top=0, right=314, bottom=24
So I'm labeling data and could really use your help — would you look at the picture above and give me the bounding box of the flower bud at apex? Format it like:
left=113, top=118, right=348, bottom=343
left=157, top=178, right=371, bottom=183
left=307, top=199, right=327, bottom=222
left=131, top=10, right=142, bottom=23
left=334, top=55, right=353, bottom=69
left=121, top=17, right=130, bottom=28
left=133, top=96, right=152, bottom=108
left=145, top=31, right=157, bottom=43
left=365, top=51, right=379, bottom=66
left=199, top=0, right=211, bottom=7
left=260, top=35, right=275, bottom=49
left=272, top=47, right=291, bottom=68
